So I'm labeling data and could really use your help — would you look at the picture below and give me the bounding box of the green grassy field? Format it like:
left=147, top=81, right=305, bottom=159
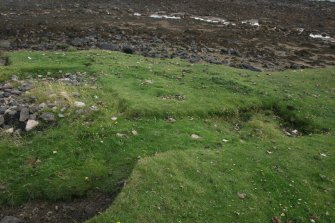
left=0, top=50, right=334, bottom=222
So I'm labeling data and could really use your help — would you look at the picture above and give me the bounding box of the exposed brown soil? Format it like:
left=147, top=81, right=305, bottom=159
left=0, top=188, right=123, bottom=223
left=0, top=0, right=335, bottom=222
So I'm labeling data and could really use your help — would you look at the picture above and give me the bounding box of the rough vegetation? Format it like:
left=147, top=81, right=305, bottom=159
left=0, top=50, right=334, bottom=222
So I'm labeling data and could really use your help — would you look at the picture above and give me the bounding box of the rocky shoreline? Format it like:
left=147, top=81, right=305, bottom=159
left=1, top=0, right=335, bottom=71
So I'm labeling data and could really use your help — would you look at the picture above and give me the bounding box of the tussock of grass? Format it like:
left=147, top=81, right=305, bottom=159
left=0, top=50, right=334, bottom=222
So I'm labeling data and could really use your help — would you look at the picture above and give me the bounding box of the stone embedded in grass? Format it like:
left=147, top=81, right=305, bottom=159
left=222, top=139, right=229, bottom=142
left=320, top=153, right=327, bottom=157
left=116, top=133, right=127, bottom=138
left=4, top=128, right=14, bottom=134
left=72, top=92, right=81, bottom=97
left=166, top=117, right=176, bottom=123
left=141, top=79, right=154, bottom=85
left=112, top=116, right=118, bottom=121
left=74, top=101, right=86, bottom=108
left=14, top=129, right=22, bottom=137
left=237, top=192, right=246, bottom=199
left=90, top=105, right=99, bottom=111
left=132, top=130, right=138, bottom=135
left=40, top=112, right=55, bottom=122
left=75, top=109, right=86, bottom=115
left=25, top=120, right=39, bottom=131
left=191, top=134, right=201, bottom=140
left=283, top=128, right=300, bottom=137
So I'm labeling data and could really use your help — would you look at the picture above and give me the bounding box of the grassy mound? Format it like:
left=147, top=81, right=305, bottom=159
left=0, top=50, right=334, bottom=222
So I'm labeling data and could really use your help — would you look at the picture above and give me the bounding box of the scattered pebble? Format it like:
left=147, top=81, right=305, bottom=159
left=116, top=133, right=126, bottom=138
left=90, top=105, right=99, bottom=111
left=320, top=153, right=327, bottom=157
left=166, top=117, right=176, bottom=123
left=141, top=79, right=154, bottom=85
left=74, top=101, right=86, bottom=108
left=237, top=192, right=247, bottom=199
left=191, top=134, right=201, bottom=140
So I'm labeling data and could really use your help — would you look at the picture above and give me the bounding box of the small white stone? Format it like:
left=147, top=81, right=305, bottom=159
left=74, top=101, right=86, bottom=108
left=191, top=134, right=201, bottom=140
left=132, top=130, right=138, bottom=135
left=116, top=133, right=126, bottom=138
left=237, top=192, right=246, bottom=199
left=4, top=128, right=14, bottom=134
left=90, top=105, right=99, bottom=111
left=166, top=117, right=176, bottom=123
left=292, top=129, right=298, bottom=134
left=111, top=116, right=118, bottom=121
left=142, top=79, right=154, bottom=85
left=320, top=153, right=327, bottom=157
left=25, top=120, right=39, bottom=131
left=222, top=139, right=229, bottom=142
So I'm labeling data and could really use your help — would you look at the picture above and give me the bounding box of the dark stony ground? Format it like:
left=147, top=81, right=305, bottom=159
left=0, top=0, right=335, bottom=71
left=0, top=190, right=123, bottom=223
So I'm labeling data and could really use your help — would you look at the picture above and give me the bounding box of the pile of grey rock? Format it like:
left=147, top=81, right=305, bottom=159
left=0, top=80, right=54, bottom=135
left=0, top=73, right=95, bottom=136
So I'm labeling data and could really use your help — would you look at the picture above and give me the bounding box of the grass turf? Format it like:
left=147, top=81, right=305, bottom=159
left=0, top=50, right=334, bottom=222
